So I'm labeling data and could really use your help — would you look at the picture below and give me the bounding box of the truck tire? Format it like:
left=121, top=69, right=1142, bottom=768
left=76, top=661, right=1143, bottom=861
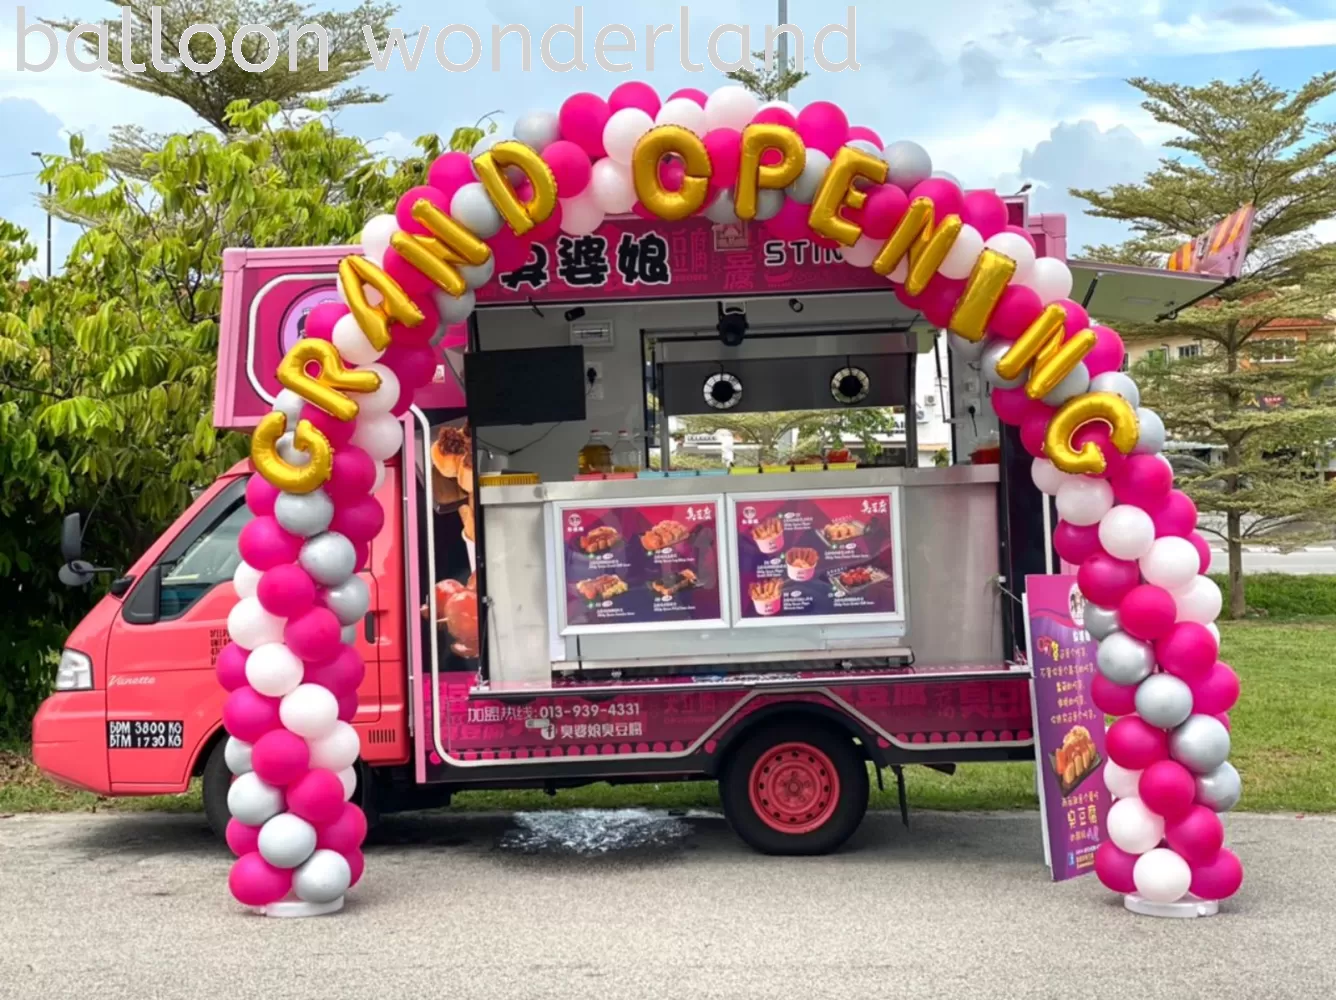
left=720, top=722, right=868, bottom=856
left=201, top=738, right=232, bottom=842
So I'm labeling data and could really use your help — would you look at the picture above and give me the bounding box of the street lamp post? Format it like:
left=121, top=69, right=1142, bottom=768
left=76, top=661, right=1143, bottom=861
left=777, top=0, right=790, bottom=102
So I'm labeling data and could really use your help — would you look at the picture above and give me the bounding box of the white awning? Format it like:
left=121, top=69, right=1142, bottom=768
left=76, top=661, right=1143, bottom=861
left=1069, top=260, right=1225, bottom=324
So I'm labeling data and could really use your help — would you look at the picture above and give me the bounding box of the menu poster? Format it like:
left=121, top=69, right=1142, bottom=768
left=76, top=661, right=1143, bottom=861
left=1024, top=574, right=1109, bottom=882
left=558, top=500, right=723, bottom=632
left=732, top=491, right=903, bottom=625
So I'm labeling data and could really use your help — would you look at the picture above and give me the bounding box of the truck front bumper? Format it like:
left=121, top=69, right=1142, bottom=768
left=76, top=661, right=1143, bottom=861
left=31, top=691, right=111, bottom=795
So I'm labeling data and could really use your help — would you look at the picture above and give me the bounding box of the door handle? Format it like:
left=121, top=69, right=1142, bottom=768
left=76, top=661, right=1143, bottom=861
left=363, top=611, right=376, bottom=643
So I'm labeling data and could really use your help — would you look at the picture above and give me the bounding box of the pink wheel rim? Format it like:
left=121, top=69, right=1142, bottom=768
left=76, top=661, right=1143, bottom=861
left=747, top=742, right=840, bottom=835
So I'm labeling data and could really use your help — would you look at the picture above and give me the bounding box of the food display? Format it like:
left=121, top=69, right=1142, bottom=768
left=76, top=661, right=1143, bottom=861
left=431, top=421, right=477, bottom=553
left=641, top=519, right=690, bottom=552
left=422, top=575, right=479, bottom=659
left=751, top=517, right=784, bottom=554
left=821, top=518, right=865, bottom=545
left=785, top=548, right=818, bottom=582
left=575, top=575, right=630, bottom=601
left=650, top=569, right=698, bottom=597
left=579, top=526, right=621, bottom=554
left=749, top=578, right=783, bottom=616
left=1052, top=725, right=1101, bottom=795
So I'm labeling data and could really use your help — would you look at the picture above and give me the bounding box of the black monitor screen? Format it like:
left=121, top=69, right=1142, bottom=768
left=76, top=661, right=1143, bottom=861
left=464, top=346, right=588, bottom=427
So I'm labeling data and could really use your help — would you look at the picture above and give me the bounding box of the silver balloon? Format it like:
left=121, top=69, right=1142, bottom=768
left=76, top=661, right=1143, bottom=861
left=293, top=849, right=352, bottom=904
left=754, top=188, right=785, bottom=222
left=341, top=624, right=358, bottom=645
left=1041, top=362, right=1090, bottom=407
left=450, top=182, right=504, bottom=239
left=274, top=488, right=335, bottom=538
left=272, top=389, right=304, bottom=426
left=471, top=133, right=524, bottom=183
left=1089, top=371, right=1140, bottom=408
left=1135, top=673, right=1194, bottom=730
left=258, top=813, right=318, bottom=869
left=882, top=140, right=933, bottom=189
left=1096, top=632, right=1155, bottom=686
left=459, top=256, right=495, bottom=290
left=300, top=532, right=357, bottom=588
left=787, top=149, right=832, bottom=205
left=276, top=432, right=311, bottom=468
left=224, top=737, right=253, bottom=776
left=1195, top=760, right=1242, bottom=813
left=1084, top=604, right=1121, bottom=641
left=947, top=331, right=986, bottom=364
left=846, top=142, right=880, bottom=188
left=438, top=289, right=477, bottom=325
left=1134, top=407, right=1166, bottom=455
left=512, top=109, right=560, bottom=152
left=1170, top=714, right=1231, bottom=774
left=982, top=338, right=1027, bottom=390
left=325, top=575, right=371, bottom=627
left=227, top=772, right=285, bottom=826
left=705, top=190, right=740, bottom=225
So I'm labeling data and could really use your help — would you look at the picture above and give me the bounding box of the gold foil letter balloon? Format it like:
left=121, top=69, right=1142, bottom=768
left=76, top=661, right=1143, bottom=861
left=473, top=140, right=557, bottom=236
left=807, top=146, right=888, bottom=246
left=1044, top=392, right=1140, bottom=476
left=276, top=339, right=382, bottom=422
left=735, top=124, right=806, bottom=221
left=632, top=126, right=712, bottom=221
left=250, top=413, right=333, bottom=494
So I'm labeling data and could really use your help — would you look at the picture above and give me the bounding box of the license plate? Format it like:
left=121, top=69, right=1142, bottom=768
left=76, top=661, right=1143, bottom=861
left=107, top=720, right=184, bottom=750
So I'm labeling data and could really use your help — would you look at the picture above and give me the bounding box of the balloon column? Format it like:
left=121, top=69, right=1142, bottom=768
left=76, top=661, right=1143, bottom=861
left=222, top=82, right=1241, bottom=912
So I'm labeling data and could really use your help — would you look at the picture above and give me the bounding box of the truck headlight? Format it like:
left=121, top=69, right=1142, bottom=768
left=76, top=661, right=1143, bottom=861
left=55, top=649, right=93, bottom=691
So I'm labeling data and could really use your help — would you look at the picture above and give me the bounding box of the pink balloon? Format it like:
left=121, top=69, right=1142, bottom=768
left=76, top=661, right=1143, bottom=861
left=920, top=276, right=965, bottom=328
left=1152, top=490, right=1198, bottom=538
left=1119, top=584, right=1179, bottom=641
left=992, top=386, right=1045, bottom=427
left=1139, top=760, right=1197, bottom=820
left=1166, top=805, right=1225, bottom=865
left=1094, top=841, right=1138, bottom=894
left=847, top=125, right=883, bottom=147
left=395, top=185, right=450, bottom=237
left=961, top=189, right=1008, bottom=239
left=1085, top=325, right=1126, bottom=376
left=299, top=404, right=355, bottom=449
left=304, top=302, right=347, bottom=343
left=1191, top=662, right=1240, bottom=715
left=1215, top=711, right=1231, bottom=731
left=1020, top=412, right=1050, bottom=458
left=381, top=344, right=435, bottom=392
left=1092, top=673, right=1139, bottom=716
left=426, top=151, right=474, bottom=202
left=658, top=159, right=686, bottom=192
left=327, top=446, right=377, bottom=505
left=1005, top=224, right=1037, bottom=251
left=608, top=80, right=660, bottom=118
left=1188, top=532, right=1213, bottom=574
left=387, top=295, right=440, bottom=349
left=1053, top=298, right=1089, bottom=335
left=350, top=539, right=370, bottom=575
left=257, top=563, right=317, bottom=619
left=764, top=198, right=813, bottom=242
left=305, top=645, right=367, bottom=697
left=559, top=92, right=611, bottom=158
left=489, top=229, right=532, bottom=273
left=345, top=847, right=366, bottom=887
left=1106, top=716, right=1169, bottom=770
left=331, top=495, right=385, bottom=546
left=316, top=802, right=369, bottom=855
left=229, top=852, right=293, bottom=907
left=988, top=284, right=1044, bottom=341
left=860, top=184, right=910, bottom=241
left=216, top=642, right=250, bottom=691
left=251, top=728, right=312, bottom=786
left=909, top=177, right=964, bottom=222
left=338, top=690, right=359, bottom=723
left=542, top=140, right=592, bottom=198
left=223, top=687, right=282, bottom=744
left=1077, top=552, right=1140, bottom=607
left=239, top=516, right=303, bottom=572
left=285, top=607, right=343, bottom=664
left=1190, top=848, right=1243, bottom=900
left=245, top=475, right=280, bottom=517
left=669, top=87, right=708, bottom=106
left=1112, top=454, right=1173, bottom=508
left=1156, top=622, right=1219, bottom=682
left=1071, top=424, right=1126, bottom=481
left=1054, top=521, right=1105, bottom=565
left=383, top=246, right=438, bottom=299
left=752, top=106, right=798, bottom=130
left=703, top=128, right=742, bottom=191
left=225, top=818, right=261, bottom=858
left=531, top=202, right=563, bottom=241
left=796, top=101, right=850, bottom=157
left=287, top=768, right=347, bottom=826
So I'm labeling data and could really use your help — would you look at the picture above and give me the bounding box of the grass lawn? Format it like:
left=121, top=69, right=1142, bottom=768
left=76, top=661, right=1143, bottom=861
left=2, top=619, right=1331, bottom=817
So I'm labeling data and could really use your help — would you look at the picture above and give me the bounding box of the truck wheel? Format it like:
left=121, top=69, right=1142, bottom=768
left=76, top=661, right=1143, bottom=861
left=201, top=739, right=232, bottom=842
left=720, top=723, right=868, bottom=856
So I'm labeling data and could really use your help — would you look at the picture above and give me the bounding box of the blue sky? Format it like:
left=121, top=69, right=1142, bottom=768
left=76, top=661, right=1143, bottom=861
left=3, top=0, right=1335, bottom=273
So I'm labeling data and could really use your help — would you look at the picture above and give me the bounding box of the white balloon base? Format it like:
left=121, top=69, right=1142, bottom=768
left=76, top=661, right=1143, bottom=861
left=1124, top=894, right=1219, bottom=919
left=260, top=897, right=345, bottom=919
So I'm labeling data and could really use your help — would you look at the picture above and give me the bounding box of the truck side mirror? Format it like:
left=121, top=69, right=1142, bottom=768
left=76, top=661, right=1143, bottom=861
left=61, top=513, right=82, bottom=564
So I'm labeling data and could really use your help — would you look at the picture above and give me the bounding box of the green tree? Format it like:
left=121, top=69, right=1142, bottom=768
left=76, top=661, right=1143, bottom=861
left=726, top=51, right=808, bottom=101
left=1073, top=72, right=1336, bottom=617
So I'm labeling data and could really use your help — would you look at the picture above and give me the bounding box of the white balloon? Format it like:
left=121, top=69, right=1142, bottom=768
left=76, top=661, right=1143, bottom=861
left=1023, top=255, right=1073, bottom=304
left=939, top=223, right=985, bottom=280
left=1107, top=796, right=1165, bottom=855
left=758, top=98, right=798, bottom=117
left=258, top=812, right=318, bottom=869
left=244, top=643, right=305, bottom=698
left=1031, top=458, right=1071, bottom=497
left=947, top=331, right=986, bottom=364
left=359, top=214, right=399, bottom=267
left=1041, top=362, right=1090, bottom=407
left=704, top=85, right=759, bottom=132
left=558, top=192, right=606, bottom=236
left=449, top=182, right=503, bottom=239
left=351, top=412, right=403, bottom=463
left=1175, top=575, right=1223, bottom=624
left=1205, top=621, right=1221, bottom=644
left=1056, top=477, right=1115, bottom=527
left=271, top=389, right=304, bottom=426
left=352, top=363, right=400, bottom=417
left=1098, top=505, right=1157, bottom=561
left=459, top=255, right=494, bottom=290
left=602, top=107, right=654, bottom=165
left=435, top=289, right=476, bottom=326
left=227, top=772, right=285, bottom=826
left=886, top=257, right=909, bottom=284
left=1133, top=848, right=1192, bottom=904
left=842, top=236, right=881, bottom=268
left=705, top=190, right=740, bottom=225
left=1139, top=536, right=1200, bottom=592
left=227, top=597, right=286, bottom=650
left=293, top=848, right=352, bottom=904
left=337, top=765, right=359, bottom=801
left=589, top=158, right=637, bottom=214
left=280, top=684, right=340, bottom=741
left=338, top=272, right=381, bottom=309
left=233, top=561, right=262, bottom=600
left=276, top=432, right=311, bottom=467
left=655, top=97, right=707, bottom=134
left=371, top=459, right=387, bottom=493
left=308, top=722, right=362, bottom=772
left=224, top=737, right=253, bottom=776
left=1103, top=761, right=1142, bottom=800
left=754, top=188, right=785, bottom=222
left=331, top=313, right=384, bottom=367
left=984, top=231, right=1037, bottom=284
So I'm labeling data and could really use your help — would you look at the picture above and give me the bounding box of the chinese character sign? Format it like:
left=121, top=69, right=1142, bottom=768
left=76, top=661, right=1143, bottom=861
left=1025, top=575, right=1111, bottom=882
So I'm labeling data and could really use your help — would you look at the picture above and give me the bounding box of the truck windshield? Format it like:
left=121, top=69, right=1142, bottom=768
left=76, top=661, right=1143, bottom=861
left=159, top=496, right=252, bottom=618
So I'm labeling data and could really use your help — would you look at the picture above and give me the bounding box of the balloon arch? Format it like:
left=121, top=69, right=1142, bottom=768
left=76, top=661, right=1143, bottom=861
left=218, top=82, right=1243, bottom=914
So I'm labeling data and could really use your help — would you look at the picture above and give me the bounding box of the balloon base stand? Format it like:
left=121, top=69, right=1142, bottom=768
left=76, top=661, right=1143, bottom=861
left=1124, top=894, right=1218, bottom=919
left=261, top=897, right=345, bottom=919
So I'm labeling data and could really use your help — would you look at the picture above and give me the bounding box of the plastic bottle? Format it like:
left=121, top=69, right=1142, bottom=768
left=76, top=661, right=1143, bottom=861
left=578, top=430, right=612, bottom=475
left=612, top=430, right=640, bottom=474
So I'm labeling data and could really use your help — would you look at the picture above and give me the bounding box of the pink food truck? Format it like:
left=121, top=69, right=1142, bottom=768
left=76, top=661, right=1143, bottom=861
left=33, top=200, right=1216, bottom=855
